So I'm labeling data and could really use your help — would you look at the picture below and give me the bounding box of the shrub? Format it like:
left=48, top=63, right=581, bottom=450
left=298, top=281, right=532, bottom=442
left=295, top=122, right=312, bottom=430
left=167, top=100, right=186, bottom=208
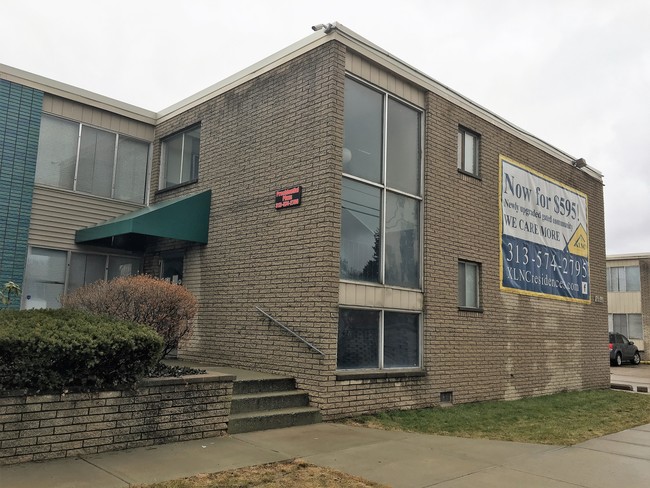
left=0, top=309, right=163, bottom=391
left=1, top=281, right=21, bottom=308
left=62, top=275, right=198, bottom=357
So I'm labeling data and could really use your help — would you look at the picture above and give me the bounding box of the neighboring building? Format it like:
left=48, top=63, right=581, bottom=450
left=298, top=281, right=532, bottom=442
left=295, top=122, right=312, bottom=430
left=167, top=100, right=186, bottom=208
left=0, top=23, right=609, bottom=418
left=607, top=253, right=650, bottom=359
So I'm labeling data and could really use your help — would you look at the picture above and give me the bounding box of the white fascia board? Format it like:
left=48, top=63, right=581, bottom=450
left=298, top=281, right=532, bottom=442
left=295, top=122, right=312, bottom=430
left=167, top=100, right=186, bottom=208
left=330, top=24, right=603, bottom=182
left=607, top=253, right=650, bottom=261
left=0, top=63, right=157, bottom=125
left=157, top=22, right=602, bottom=182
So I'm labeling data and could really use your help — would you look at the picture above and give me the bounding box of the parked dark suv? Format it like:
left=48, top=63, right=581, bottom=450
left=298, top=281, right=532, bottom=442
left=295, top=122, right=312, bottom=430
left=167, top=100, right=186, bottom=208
left=609, top=332, right=641, bottom=366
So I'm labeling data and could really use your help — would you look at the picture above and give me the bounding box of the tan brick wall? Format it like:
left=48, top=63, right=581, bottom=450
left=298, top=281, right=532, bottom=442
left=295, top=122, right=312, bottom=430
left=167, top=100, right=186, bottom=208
left=422, top=90, right=609, bottom=405
left=144, top=40, right=609, bottom=420
left=641, top=258, right=650, bottom=360
left=0, top=374, right=233, bottom=465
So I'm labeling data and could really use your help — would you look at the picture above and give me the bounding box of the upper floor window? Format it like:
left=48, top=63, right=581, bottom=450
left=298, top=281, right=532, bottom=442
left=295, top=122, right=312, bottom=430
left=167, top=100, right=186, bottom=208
left=35, top=114, right=150, bottom=204
left=458, top=260, right=481, bottom=310
left=340, top=77, right=422, bottom=289
left=607, top=266, right=640, bottom=292
left=457, top=126, right=480, bottom=177
left=161, top=125, right=201, bottom=189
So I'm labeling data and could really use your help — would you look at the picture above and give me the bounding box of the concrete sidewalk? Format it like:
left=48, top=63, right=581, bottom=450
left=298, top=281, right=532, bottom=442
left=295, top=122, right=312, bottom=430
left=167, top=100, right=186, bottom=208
left=2, top=422, right=650, bottom=488
left=611, top=364, right=650, bottom=392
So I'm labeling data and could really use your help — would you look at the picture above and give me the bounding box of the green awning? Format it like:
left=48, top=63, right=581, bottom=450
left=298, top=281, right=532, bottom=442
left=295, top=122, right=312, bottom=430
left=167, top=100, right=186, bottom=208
left=75, top=190, right=211, bottom=245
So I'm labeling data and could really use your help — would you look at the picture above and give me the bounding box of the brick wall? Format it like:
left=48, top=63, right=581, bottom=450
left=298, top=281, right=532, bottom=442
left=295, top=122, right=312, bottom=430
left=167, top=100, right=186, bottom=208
left=0, top=373, right=234, bottom=465
left=149, top=42, right=346, bottom=411
left=144, top=40, right=609, bottom=420
left=0, top=80, right=42, bottom=305
left=422, top=90, right=609, bottom=404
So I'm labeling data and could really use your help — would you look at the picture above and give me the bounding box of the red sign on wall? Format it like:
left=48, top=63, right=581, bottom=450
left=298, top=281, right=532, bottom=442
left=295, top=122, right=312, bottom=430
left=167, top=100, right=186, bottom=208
left=275, top=186, right=302, bottom=210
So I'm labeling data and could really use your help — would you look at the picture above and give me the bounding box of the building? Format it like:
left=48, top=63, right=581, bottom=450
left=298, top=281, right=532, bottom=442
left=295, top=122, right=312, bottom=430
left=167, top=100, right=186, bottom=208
left=0, top=23, right=609, bottom=418
left=607, top=253, right=650, bottom=359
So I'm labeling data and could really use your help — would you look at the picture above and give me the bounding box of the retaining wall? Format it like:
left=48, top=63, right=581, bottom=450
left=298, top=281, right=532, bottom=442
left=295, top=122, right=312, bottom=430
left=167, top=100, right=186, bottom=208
left=0, top=372, right=234, bottom=465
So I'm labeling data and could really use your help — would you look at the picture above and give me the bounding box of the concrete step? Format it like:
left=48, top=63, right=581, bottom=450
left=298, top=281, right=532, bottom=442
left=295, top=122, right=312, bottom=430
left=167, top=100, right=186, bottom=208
left=233, top=377, right=297, bottom=395
left=228, top=406, right=322, bottom=434
left=231, top=390, right=309, bottom=414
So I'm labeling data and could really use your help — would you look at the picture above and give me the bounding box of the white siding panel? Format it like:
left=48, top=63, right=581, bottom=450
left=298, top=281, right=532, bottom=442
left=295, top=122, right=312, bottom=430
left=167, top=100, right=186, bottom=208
left=339, top=282, right=422, bottom=311
left=42, top=94, right=154, bottom=141
left=345, top=51, right=425, bottom=107
left=28, top=186, right=143, bottom=250
left=607, top=292, right=642, bottom=314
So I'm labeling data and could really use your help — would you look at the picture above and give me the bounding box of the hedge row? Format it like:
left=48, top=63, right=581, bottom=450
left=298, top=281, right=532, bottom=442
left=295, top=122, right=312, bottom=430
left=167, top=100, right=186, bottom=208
left=0, top=309, right=163, bottom=392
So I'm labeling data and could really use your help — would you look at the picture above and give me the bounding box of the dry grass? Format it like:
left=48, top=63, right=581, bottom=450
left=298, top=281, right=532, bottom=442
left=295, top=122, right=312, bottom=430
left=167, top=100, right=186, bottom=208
left=133, top=459, right=388, bottom=488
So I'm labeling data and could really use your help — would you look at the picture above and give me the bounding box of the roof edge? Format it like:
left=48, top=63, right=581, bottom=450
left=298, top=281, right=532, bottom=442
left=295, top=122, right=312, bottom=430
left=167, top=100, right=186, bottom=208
left=0, top=63, right=157, bottom=125
left=607, top=253, right=650, bottom=261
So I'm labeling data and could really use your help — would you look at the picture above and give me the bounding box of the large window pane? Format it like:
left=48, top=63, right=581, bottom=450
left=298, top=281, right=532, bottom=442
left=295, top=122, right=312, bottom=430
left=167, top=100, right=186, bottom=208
left=385, top=193, right=419, bottom=288
left=68, top=253, right=106, bottom=292
left=628, top=314, right=643, bottom=339
left=77, top=126, right=115, bottom=197
left=337, top=309, right=380, bottom=369
left=107, top=256, right=141, bottom=280
left=613, top=314, right=627, bottom=336
left=459, top=261, right=480, bottom=309
left=343, top=78, right=383, bottom=183
left=163, top=133, right=183, bottom=187
left=182, top=127, right=201, bottom=183
left=626, top=266, right=641, bottom=292
left=384, top=312, right=419, bottom=368
left=162, top=127, right=200, bottom=188
left=340, top=178, right=381, bottom=282
left=115, top=137, right=149, bottom=203
left=386, top=99, right=420, bottom=195
left=35, top=115, right=78, bottom=189
left=22, top=248, right=67, bottom=309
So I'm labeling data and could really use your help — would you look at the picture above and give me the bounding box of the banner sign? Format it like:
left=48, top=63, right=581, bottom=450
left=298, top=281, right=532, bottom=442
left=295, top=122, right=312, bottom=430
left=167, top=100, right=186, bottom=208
left=500, top=156, right=590, bottom=302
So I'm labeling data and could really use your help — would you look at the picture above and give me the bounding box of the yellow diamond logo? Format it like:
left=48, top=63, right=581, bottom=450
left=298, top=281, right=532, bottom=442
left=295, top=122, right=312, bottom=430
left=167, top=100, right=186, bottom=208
left=568, top=224, right=589, bottom=257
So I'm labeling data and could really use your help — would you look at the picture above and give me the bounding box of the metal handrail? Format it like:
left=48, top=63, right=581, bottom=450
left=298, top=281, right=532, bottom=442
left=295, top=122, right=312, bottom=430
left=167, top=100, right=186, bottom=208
left=255, top=306, right=325, bottom=356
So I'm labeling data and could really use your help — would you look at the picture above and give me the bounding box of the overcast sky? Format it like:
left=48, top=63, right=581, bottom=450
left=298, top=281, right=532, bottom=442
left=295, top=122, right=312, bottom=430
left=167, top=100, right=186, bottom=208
left=2, top=0, right=648, bottom=255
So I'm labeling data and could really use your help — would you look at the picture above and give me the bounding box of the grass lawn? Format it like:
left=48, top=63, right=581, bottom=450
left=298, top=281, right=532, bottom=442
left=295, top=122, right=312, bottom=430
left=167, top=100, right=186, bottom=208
left=345, top=389, right=650, bottom=445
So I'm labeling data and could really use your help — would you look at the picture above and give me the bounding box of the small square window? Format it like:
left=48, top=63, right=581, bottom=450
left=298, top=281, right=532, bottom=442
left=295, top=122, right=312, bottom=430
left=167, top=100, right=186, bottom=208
left=457, top=127, right=480, bottom=177
left=458, top=260, right=481, bottom=310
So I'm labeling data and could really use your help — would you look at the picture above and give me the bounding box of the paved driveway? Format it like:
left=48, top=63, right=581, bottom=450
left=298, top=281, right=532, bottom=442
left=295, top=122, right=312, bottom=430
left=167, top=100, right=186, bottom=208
left=611, top=363, right=650, bottom=392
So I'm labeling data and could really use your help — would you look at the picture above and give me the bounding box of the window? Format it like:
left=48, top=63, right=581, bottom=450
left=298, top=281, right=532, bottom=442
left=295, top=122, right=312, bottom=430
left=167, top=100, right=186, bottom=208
left=160, top=254, right=184, bottom=285
left=337, top=308, right=420, bottom=370
left=340, top=77, right=422, bottom=289
left=458, top=260, right=480, bottom=309
left=161, top=125, right=201, bottom=188
left=22, top=248, right=142, bottom=309
left=607, top=266, right=640, bottom=292
left=457, top=127, right=480, bottom=177
left=609, top=313, right=643, bottom=340
left=35, top=114, right=150, bottom=203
